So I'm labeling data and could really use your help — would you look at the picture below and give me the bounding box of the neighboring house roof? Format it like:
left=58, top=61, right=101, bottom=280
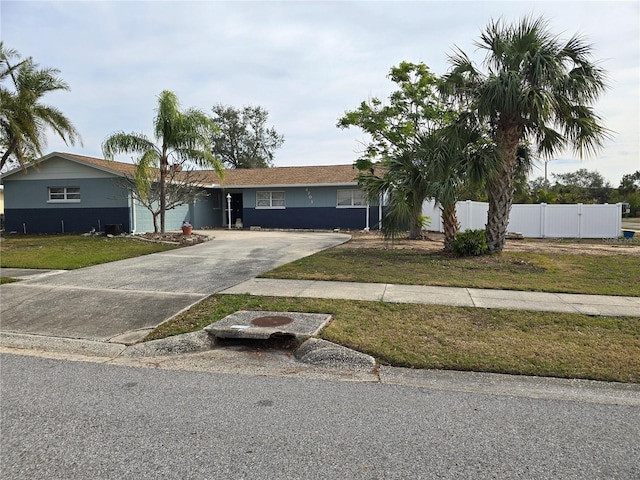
left=1, top=152, right=361, bottom=187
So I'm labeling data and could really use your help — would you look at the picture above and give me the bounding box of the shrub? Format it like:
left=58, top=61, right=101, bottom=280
left=453, top=229, right=488, bottom=257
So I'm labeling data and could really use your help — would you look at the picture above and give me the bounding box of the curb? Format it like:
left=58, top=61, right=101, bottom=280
left=0, top=330, right=376, bottom=371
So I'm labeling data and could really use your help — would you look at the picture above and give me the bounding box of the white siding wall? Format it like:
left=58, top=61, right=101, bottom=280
left=423, top=200, right=623, bottom=238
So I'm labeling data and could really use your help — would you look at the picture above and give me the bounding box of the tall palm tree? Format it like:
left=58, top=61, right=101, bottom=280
left=0, top=42, right=82, bottom=170
left=102, top=90, right=223, bottom=233
left=443, top=16, right=609, bottom=252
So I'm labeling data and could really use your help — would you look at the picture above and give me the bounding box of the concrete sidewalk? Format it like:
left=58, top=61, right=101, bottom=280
left=222, top=278, right=640, bottom=317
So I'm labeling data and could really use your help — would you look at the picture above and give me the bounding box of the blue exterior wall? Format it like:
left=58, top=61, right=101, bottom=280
left=3, top=177, right=131, bottom=233
left=193, top=191, right=222, bottom=228
left=3, top=177, right=129, bottom=209
left=240, top=186, right=381, bottom=230
left=4, top=207, right=130, bottom=234
left=243, top=206, right=380, bottom=230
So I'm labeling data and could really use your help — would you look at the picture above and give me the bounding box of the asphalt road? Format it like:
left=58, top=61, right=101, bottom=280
left=0, top=230, right=349, bottom=342
left=2, top=353, right=638, bottom=480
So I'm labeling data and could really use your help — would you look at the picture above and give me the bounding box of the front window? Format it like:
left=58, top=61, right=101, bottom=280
left=48, top=187, right=81, bottom=202
left=337, top=189, right=365, bottom=207
left=256, top=191, right=285, bottom=209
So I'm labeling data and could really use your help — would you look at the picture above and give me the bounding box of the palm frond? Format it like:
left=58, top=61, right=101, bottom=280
left=101, top=132, right=156, bottom=160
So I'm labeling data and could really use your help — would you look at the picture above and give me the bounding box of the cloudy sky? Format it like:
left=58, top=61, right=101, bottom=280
left=2, top=0, right=638, bottom=185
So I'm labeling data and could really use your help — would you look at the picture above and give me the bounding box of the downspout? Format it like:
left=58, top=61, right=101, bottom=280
left=365, top=202, right=370, bottom=231
left=130, top=193, right=136, bottom=233
left=378, top=193, right=383, bottom=231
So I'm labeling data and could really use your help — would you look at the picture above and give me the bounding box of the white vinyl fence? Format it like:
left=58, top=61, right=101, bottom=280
left=422, top=200, right=623, bottom=238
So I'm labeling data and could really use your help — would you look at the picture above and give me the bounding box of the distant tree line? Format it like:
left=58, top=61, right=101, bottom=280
left=512, top=169, right=640, bottom=216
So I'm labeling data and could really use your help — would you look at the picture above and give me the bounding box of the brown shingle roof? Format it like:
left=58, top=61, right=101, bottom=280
left=54, top=153, right=360, bottom=187
left=204, top=164, right=359, bottom=187
left=63, top=153, right=138, bottom=176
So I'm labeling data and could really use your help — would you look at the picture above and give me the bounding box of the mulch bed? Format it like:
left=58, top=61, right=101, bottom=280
left=131, top=232, right=212, bottom=246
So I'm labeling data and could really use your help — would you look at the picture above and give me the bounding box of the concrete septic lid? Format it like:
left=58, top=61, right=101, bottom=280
left=204, top=310, right=332, bottom=340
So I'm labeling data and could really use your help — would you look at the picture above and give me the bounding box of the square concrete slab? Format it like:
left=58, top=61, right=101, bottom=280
left=204, top=310, right=332, bottom=340
left=383, top=284, right=475, bottom=307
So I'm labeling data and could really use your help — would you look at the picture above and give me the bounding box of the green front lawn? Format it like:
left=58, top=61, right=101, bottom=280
left=0, top=234, right=177, bottom=270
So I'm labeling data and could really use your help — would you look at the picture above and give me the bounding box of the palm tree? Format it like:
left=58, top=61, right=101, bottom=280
left=0, top=42, right=82, bottom=171
left=102, top=90, right=223, bottom=233
left=356, top=153, right=433, bottom=241
left=443, top=16, right=609, bottom=253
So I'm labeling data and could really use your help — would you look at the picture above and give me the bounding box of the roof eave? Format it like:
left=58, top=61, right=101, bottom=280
left=1, top=152, right=130, bottom=180
left=214, top=182, right=359, bottom=189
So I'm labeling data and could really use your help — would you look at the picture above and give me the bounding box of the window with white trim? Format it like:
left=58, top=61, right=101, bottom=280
left=256, top=191, right=285, bottom=209
left=337, top=189, right=365, bottom=207
left=48, top=187, right=81, bottom=202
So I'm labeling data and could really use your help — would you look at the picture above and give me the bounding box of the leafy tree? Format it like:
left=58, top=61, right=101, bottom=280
left=210, top=104, right=284, bottom=168
left=614, top=171, right=640, bottom=217
left=102, top=90, right=223, bottom=233
left=551, top=168, right=611, bottom=203
left=120, top=165, right=210, bottom=233
left=338, top=62, right=454, bottom=241
left=0, top=42, right=82, bottom=171
left=618, top=171, right=640, bottom=196
left=525, top=176, right=557, bottom=204
left=443, top=16, right=610, bottom=253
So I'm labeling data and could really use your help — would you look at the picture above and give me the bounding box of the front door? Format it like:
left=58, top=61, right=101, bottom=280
left=231, top=193, right=243, bottom=227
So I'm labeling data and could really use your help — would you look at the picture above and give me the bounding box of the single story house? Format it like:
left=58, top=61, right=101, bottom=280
left=1, top=152, right=382, bottom=234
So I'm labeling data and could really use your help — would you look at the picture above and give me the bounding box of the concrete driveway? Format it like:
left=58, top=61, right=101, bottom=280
left=0, top=230, right=350, bottom=343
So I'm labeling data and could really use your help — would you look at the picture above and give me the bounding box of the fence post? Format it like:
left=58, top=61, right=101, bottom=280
left=541, top=203, right=546, bottom=238
left=577, top=203, right=583, bottom=238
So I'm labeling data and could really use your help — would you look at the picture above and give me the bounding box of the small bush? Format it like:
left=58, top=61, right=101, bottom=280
left=453, top=229, right=488, bottom=257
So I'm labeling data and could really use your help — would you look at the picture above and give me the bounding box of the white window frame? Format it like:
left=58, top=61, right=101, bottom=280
left=48, top=186, right=81, bottom=203
left=337, top=189, right=366, bottom=208
left=256, top=190, right=285, bottom=209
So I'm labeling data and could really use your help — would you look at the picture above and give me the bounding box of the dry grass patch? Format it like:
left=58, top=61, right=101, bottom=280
left=261, top=234, right=640, bottom=296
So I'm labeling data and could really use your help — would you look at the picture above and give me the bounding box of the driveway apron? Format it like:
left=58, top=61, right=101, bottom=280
left=0, top=231, right=349, bottom=342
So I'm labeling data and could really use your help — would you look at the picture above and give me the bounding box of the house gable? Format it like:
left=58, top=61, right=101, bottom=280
left=2, top=153, right=133, bottom=234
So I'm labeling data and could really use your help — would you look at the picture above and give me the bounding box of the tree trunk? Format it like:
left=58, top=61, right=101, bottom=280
left=408, top=201, right=423, bottom=239
left=441, top=203, right=460, bottom=253
left=152, top=213, right=160, bottom=234
left=0, top=138, right=19, bottom=171
left=159, top=154, right=167, bottom=233
left=486, top=125, right=521, bottom=253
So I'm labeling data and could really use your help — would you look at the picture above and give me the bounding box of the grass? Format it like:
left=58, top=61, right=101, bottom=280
left=0, top=234, right=177, bottom=270
left=146, top=294, right=640, bottom=383
left=261, top=246, right=640, bottom=296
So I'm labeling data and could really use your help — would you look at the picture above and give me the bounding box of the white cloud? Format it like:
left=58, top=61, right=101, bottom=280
left=2, top=0, right=638, bottom=184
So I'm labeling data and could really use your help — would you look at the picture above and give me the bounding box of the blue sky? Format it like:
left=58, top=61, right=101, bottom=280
left=2, top=0, right=638, bottom=185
